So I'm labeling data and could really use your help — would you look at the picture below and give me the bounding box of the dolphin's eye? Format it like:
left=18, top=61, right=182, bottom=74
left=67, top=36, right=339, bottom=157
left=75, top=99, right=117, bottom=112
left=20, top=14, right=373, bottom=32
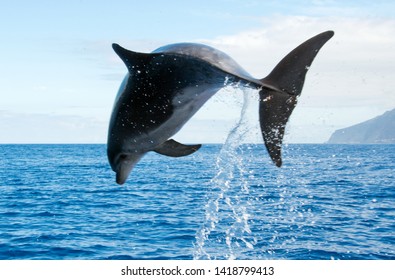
left=119, top=154, right=128, bottom=160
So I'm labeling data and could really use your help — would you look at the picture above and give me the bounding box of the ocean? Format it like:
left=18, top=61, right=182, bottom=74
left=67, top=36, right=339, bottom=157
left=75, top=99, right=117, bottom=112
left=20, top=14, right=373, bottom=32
left=0, top=143, right=394, bottom=260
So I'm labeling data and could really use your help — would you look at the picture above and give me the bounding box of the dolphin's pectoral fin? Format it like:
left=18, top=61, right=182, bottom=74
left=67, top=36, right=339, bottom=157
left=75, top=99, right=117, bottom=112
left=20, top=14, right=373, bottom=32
left=153, top=139, right=202, bottom=157
left=259, top=31, right=334, bottom=167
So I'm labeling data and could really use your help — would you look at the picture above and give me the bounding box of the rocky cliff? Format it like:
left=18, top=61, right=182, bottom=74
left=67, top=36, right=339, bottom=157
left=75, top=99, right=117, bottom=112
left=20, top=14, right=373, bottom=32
left=327, top=109, right=395, bottom=144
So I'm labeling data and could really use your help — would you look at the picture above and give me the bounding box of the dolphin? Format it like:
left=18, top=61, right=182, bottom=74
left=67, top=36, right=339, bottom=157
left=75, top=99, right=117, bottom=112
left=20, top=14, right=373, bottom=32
left=108, top=31, right=334, bottom=184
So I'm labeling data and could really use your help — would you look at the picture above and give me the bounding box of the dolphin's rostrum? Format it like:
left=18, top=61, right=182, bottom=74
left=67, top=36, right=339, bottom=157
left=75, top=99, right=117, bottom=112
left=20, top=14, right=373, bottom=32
left=108, top=31, right=334, bottom=184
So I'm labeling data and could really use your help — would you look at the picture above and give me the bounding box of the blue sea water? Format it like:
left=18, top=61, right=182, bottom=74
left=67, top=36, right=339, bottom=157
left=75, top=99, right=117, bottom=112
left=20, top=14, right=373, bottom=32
left=0, top=143, right=394, bottom=260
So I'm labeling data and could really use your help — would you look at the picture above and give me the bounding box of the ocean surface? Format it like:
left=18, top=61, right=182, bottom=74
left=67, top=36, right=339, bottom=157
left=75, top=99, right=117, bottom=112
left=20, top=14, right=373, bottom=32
left=0, top=143, right=394, bottom=260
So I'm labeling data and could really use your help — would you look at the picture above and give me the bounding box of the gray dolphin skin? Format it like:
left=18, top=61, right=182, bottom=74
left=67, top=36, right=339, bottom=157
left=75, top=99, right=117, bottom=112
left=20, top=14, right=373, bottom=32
left=108, top=31, right=334, bottom=184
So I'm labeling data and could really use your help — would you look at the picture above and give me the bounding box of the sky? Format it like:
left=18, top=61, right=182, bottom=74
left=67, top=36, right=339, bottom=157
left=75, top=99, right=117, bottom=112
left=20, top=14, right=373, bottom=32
left=0, top=0, right=394, bottom=143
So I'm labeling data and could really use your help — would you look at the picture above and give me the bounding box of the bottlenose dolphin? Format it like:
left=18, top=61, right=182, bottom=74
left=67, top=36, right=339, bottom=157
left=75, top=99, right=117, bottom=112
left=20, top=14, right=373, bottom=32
left=108, top=31, right=334, bottom=184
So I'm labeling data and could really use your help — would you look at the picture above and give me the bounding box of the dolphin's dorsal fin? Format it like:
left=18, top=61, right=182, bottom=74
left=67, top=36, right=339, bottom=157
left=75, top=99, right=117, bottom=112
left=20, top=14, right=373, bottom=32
left=153, top=139, right=201, bottom=157
left=112, top=43, right=151, bottom=72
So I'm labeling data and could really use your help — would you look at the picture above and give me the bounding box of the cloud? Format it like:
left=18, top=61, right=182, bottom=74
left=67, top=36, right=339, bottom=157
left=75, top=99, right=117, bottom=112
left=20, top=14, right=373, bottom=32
left=176, top=15, right=395, bottom=142
left=4, top=14, right=393, bottom=144
left=98, top=15, right=395, bottom=143
left=198, top=15, right=395, bottom=109
left=0, top=111, right=107, bottom=144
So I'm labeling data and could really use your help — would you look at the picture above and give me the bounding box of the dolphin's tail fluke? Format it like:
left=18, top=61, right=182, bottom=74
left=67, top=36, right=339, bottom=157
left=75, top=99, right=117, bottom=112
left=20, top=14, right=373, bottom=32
left=259, top=31, right=334, bottom=167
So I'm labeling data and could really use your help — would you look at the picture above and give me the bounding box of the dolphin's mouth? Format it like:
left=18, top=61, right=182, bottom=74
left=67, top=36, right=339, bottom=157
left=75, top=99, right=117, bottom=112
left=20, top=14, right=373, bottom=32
left=114, top=153, right=143, bottom=185
left=115, top=161, right=133, bottom=185
left=116, top=170, right=128, bottom=185
left=116, top=162, right=133, bottom=185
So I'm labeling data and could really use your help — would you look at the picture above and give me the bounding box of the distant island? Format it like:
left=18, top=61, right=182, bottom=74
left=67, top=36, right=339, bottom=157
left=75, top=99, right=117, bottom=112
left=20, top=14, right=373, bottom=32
left=327, top=108, right=395, bottom=144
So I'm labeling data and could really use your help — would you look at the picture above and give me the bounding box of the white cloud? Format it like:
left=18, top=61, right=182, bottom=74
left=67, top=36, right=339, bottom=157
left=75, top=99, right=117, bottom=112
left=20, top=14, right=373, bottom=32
left=102, top=15, right=395, bottom=143
left=3, top=15, right=393, bottom=144
left=178, top=15, right=395, bottom=143
left=0, top=111, right=107, bottom=144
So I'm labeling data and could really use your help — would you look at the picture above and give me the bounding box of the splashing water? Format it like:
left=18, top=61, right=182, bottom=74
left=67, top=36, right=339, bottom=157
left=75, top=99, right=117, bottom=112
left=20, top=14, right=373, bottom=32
left=194, top=86, right=260, bottom=260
